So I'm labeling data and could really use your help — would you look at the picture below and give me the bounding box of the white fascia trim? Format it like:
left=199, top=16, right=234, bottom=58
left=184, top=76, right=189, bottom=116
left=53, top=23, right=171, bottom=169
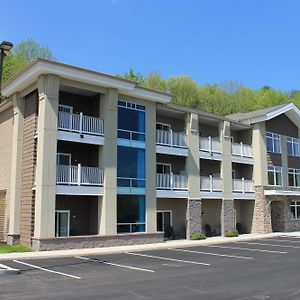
left=156, top=145, right=188, bottom=157
left=264, top=189, right=300, bottom=196
left=122, top=87, right=171, bottom=104
left=56, top=185, right=104, bottom=196
left=2, top=61, right=172, bottom=104
left=242, top=103, right=300, bottom=125
left=156, top=190, right=188, bottom=198
left=2, top=61, right=135, bottom=97
left=233, top=192, right=255, bottom=200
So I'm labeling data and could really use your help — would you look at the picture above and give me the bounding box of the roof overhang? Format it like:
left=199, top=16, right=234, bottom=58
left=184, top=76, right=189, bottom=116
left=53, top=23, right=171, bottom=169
left=265, top=189, right=300, bottom=196
left=2, top=59, right=172, bottom=104
left=242, top=103, right=300, bottom=127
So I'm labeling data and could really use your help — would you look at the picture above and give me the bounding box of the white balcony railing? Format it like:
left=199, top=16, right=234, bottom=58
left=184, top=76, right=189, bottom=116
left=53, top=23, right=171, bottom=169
left=199, top=136, right=221, bottom=153
left=232, top=142, right=253, bottom=158
left=156, top=130, right=187, bottom=148
left=233, top=178, right=254, bottom=193
left=58, top=111, right=104, bottom=135
left=56, top=164, right=103, bottom=186
left=200, top=176, right=222, bottom=192
left=156, top=173, right=188, bottom=190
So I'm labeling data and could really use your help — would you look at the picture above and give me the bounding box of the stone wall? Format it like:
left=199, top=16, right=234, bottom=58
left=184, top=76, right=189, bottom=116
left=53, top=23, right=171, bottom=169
left=31, top=232, right=164, bottom=251
left=252, top=186, right=272, bottom=234
left=186, top=199, right=202, bottom=238
left=221, top=199, right=235, bottom=235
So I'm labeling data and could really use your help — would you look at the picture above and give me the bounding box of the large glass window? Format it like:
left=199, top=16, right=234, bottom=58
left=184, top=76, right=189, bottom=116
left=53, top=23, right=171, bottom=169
left=288, top=168, right=300, bottom=187
left=117, top=146, right=145, bottom=187
left=118, top=100, right=145, bottom=142
left=268, top=165, right=282, bottom=186
left=117, top=195, right=145, bottom=233
left=266, top=132, right=281, bottom=153
left=290, top=201, right=300, bottom=220
left=287, top=137, right=300, bottom=156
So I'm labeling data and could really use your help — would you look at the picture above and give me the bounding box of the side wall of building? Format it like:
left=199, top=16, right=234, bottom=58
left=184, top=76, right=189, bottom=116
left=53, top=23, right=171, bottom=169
left=0, top=104, right=14, bottom=241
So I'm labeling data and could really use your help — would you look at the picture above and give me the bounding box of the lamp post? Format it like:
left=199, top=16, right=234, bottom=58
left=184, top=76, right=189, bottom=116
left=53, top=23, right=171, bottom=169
left=0, top=41, right=13, bottom=95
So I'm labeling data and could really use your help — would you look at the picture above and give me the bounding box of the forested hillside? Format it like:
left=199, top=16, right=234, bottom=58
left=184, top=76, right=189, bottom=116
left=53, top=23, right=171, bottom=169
left=117, top=69, right=300, bottom=116
left=3, top=40, right=299, bottom=116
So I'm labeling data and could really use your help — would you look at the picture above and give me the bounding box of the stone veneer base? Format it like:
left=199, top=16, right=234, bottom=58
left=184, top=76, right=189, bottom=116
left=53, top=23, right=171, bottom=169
left=6, top=234, right=20, bottom=245
left=31, top=232, right=164, bottom=251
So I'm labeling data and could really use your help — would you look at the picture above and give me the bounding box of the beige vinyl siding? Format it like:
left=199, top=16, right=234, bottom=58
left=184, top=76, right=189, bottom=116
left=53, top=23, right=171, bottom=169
left=0, top=106, right=14, bottom=241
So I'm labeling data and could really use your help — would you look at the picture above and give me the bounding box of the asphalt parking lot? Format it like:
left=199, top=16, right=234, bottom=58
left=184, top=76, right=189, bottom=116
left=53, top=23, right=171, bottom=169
left=1, top=235, right=300, bottom=300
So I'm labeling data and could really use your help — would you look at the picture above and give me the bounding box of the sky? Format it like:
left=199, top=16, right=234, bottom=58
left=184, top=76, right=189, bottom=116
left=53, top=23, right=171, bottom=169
left=1, top=0, right=300, bottom=91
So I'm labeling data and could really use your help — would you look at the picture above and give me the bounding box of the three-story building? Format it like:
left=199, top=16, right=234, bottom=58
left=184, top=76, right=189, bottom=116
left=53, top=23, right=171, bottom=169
left=0, top=59, right=299, bottom=250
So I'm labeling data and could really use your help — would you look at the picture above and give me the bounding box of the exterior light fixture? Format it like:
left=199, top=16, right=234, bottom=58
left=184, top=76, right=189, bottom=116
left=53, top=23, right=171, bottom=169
left=0, top=40, right=13, bottom=95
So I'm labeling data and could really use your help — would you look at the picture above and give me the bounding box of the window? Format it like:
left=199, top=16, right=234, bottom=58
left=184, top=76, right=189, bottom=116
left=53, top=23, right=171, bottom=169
left=287, top=137, right=300, bottom=156
left=288, top=168, right=300, bottom=187
left=266, top=132, right=281, bottom=153
left=156, top=123, right=171, bottom=131
left=290, top=201, right=300, bottom=220
left=57, top=153, right=71, bottom=165
left=59, top=105, right=73, bottom=114
left=156, top=163, right=171, bottom=174
left=117, top=146, right=145, bottom=187
left=268, top=165, right=282, bottom=186
left=118, top=100, right=145, bottom=141
left=117, top=195, right=145, bottom=233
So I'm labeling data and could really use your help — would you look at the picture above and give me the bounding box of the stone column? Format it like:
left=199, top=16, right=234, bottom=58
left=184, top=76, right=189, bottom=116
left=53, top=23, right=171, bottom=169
left=185, top=113, right=202, bottom=238
left=145, top=102, right=157, bottom=233
left=280, top=135, right=288, bottom=186
left=34, top=75, right=60, bottom=239
left=99, top=88, right=118, bottom=235
left=252, top=187, right=272, bottom=233
left=252, top=122, right=268, bottom=186
left=7, top=93, right=24, bottom=244
left=219, top=121, right=234, bottom=235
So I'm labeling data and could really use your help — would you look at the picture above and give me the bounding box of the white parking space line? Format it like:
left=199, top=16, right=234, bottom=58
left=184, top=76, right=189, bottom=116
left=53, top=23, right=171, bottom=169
left=13, top=260, right=81, bottom=280
left=281, top=235, right=300, bottom=239
left=126, top=252, right=211, bottom=266
left=207, top=245, right=287, bottom=254
left=169, top=248, right=253, bottom=260
left=260, top=238, right=300, bottom=243
left=0, top=263, right=20, bottom=271
left=235, top=241, right=300, bottom=249
left=75, top=256, right=155, bottom=273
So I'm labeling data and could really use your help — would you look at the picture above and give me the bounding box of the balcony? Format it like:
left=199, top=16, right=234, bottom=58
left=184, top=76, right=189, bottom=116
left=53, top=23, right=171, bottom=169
left=200, top=176, right=222, bottom=192
left=156, top=130, right=188, bottom=156
left=56, top=164, right=104, bottom=195
left=231, top=142, right=254, bottom=164
left=156, top=173, right=188, bottom=190
left=199, top=136, right=222, bottom=161
left=57, top=111, right=104, bottom=145
left=233, top=178, right=254, bottom=193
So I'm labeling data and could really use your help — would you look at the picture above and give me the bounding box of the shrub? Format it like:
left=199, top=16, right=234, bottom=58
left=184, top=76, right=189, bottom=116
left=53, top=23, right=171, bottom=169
left=191, top=233, right=206, bottom=240
left=225, top=229, right=239, bottom=237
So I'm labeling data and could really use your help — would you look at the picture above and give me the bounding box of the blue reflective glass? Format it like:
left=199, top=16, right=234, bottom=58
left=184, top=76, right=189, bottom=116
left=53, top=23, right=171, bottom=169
left=117, top=146, right=145, bottom=187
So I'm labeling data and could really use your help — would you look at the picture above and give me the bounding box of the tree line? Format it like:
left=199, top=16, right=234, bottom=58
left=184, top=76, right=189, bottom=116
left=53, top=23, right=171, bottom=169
left=3, top=39, right=299, bottom=116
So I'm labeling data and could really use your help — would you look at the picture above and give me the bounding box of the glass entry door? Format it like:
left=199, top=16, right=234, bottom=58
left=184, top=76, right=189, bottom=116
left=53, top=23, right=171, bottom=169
left=157, top=210, right=172, bottom=232
left=55, top=210, right=70, bottom=237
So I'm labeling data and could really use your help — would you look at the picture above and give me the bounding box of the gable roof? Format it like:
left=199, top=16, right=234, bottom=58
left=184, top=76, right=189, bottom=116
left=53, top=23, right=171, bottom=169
left=2, top=59, right=172, bottom=104
left=227, top=103, right=300, bottom=127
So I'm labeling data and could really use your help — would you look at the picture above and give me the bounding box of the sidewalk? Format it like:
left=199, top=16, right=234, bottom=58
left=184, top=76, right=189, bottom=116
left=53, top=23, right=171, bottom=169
left=0, top=231, right=297, bottom=261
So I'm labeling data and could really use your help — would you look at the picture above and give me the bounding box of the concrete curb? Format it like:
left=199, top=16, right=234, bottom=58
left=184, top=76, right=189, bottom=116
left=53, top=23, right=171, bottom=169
left=0, top=263, right=20, bottom=275
left=0, top=231, right=298, bottom=261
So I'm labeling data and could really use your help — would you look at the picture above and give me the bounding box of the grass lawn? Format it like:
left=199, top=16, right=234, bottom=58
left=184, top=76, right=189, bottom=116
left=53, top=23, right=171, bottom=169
left=0, top=244, right=33, bottom=253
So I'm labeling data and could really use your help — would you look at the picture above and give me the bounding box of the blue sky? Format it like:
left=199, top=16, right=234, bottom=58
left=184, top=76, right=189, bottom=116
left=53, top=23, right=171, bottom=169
left=2, top=0, right=300, bottom=91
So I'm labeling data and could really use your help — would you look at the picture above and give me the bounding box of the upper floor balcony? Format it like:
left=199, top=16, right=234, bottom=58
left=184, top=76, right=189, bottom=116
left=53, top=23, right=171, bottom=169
left=232, top=178, right=255, bottom=199
left=232, top=178, right=254, bottom=193
left=56, top=163, right=104, bottom=195
left=156, top=172, right=188, bottom=198
left=156, top=129, right=188, bottom=156
left=57, top=110, right=104, bottom=145
left=200, top=176, right=223, bottom=199
left=231, top=142, right=254, bottom=164
left=199, top=136, right=222, bottom=160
